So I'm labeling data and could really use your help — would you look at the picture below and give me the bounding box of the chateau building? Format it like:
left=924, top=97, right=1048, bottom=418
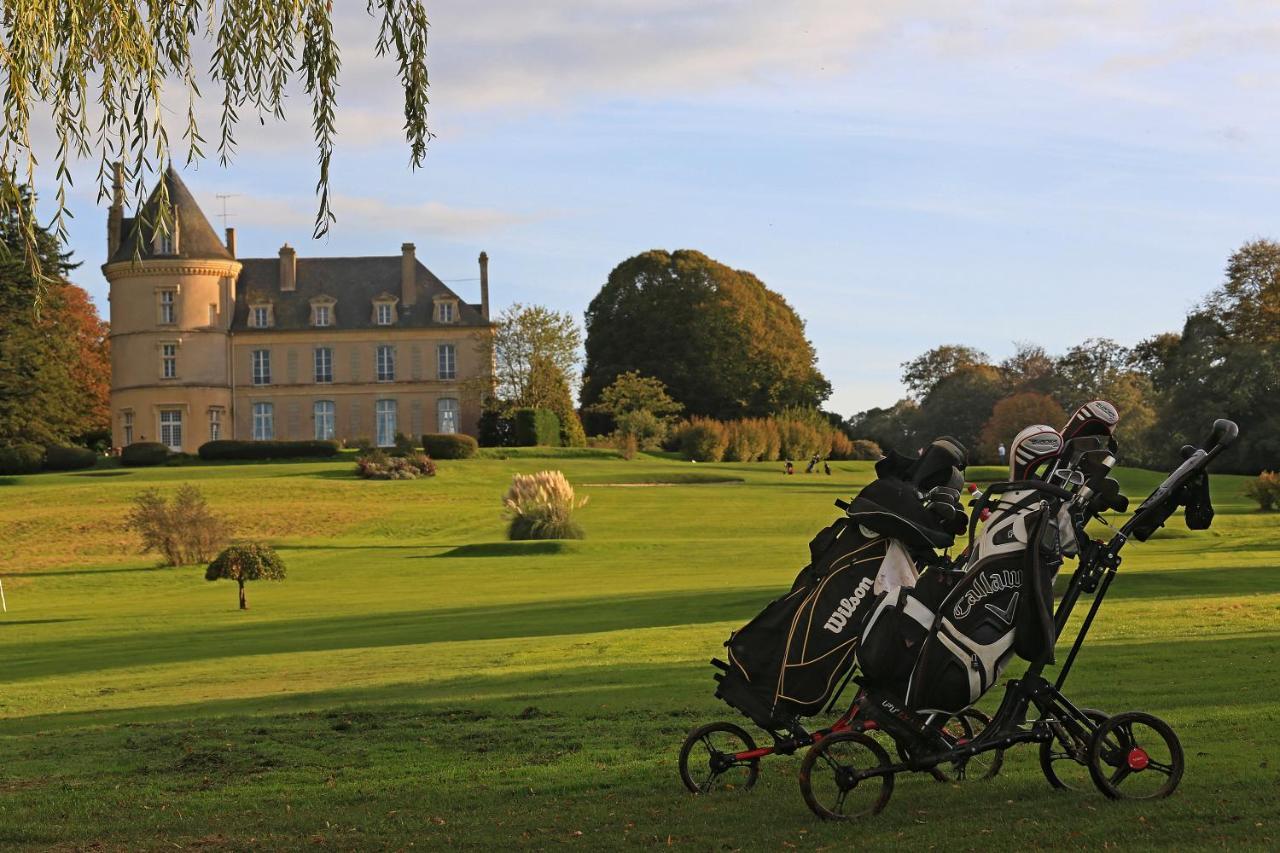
left=105, top=167, right=494, bottom=453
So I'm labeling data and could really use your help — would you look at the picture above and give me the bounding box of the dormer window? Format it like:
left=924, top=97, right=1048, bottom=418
left=437, top=300, right=456, bottom=323
left=372, top=293, right=399, bottom=326
left=249, top=302, right=274, bottom=329
left=310, top=295, right=337, bottom=328
left=152, top=213, right=179, bottom=255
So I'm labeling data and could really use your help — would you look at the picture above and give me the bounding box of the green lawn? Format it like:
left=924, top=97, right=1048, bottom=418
left=1, top=452, right=1278, bottom=850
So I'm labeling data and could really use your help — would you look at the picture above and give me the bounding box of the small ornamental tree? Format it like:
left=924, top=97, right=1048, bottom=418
left=206, top=543, right=287, bottom=610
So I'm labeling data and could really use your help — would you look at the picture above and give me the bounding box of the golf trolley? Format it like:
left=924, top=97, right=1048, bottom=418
left=679, top=419, right=1237, bottom=819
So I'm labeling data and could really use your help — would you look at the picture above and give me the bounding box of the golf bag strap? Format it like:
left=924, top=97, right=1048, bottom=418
left=1026, top=505, right=1058, bottom=664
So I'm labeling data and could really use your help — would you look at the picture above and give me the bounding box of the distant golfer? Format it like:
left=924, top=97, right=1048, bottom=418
left=997, top=442, right=1007, bottom=465
left=785, top=460, right=794, bottom=475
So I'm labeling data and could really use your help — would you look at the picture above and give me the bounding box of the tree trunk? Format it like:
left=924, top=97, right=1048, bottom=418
left=239, top=579, right=247, bottom=610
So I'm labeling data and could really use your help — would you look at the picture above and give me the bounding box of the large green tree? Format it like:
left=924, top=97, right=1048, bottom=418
left=582, top=250, right=830, bottom=419
left=0, top=184, right=106, bottom=446
left=901, top=344, right=990, bottom=399
left=1147, top=240, right=1280, bottom=472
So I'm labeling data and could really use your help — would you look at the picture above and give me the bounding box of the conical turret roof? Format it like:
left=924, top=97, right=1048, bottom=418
left=107, top=166, right=232, bottom=264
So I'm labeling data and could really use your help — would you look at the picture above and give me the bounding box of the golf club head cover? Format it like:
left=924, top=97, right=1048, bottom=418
left=1062, top=400, right=1120, bottom=442
left=1009, top=424, right=1063, bottom=481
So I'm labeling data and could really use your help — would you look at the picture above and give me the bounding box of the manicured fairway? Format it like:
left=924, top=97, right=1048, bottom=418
left=1, top=451, right=1278, bottom=850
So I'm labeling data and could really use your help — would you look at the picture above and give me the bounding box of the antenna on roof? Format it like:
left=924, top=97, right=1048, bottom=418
left=215, top=193, right=240, bottom=228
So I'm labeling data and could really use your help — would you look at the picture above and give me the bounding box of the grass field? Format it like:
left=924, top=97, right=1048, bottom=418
left=1, top=450, right=1278, bottom=850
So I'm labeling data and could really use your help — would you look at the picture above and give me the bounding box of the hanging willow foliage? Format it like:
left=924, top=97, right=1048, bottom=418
left=0, top=0, right=432, bottom=282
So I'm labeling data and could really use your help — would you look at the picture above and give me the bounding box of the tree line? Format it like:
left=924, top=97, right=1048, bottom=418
left=847, top=240, right=1280, bottom=474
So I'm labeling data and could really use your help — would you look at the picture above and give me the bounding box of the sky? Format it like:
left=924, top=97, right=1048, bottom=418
left=37, top=1, right=1280, bottom=416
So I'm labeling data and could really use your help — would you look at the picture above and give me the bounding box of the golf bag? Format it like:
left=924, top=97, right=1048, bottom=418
left=857, top=402, right=1121, bottom=715
left=711, top=439, right=968, bottom=732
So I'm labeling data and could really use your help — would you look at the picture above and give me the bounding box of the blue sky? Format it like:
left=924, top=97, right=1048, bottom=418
left=43, top=1, right=1280, bottom=416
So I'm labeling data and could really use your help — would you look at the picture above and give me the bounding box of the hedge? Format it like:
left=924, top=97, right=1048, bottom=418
left=422, top=433, right=478, bottom=459
left=121, top=442, right=171, bottom=467
left=513, top=408, right=561, bottom=447
left=198, top=439, right=341, bottom=460
left=0, top=443, right=45, bottom=474
left=44, top=445, right=98, bottom=471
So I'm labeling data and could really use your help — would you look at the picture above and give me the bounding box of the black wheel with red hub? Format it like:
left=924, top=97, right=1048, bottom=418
left=799, top=732, right=894, bottom=820
left=1087, top=711, right=1184, bottom=799
left=678, top=722, right=760, bottom=794
left=1040, top=708, right=1108, bottom=790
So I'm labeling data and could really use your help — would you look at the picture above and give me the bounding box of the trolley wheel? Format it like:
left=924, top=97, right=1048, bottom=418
left=1087, top=711, right=1184, bottom=800
left=678, top=722, right=760, bottom=794
left=798, top=732, right=894, bottom=820
left=920, top=709, right=1003, bottom=782
left=1039, top=708, right=1108, bottom=790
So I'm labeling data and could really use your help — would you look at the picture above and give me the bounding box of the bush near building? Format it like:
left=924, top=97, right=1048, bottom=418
left=44, top=445, right=98, bottom=471
left=355, top=450, right=437, bottom=480
left=121, top=442, right=170, bottom=467
left=513, top=408, right=561, bottom=446
left=0, top=443, right=45, bottom=474
left=198, top=440, right=340, bottom=461
left=422, top=433, right=478, bottom=459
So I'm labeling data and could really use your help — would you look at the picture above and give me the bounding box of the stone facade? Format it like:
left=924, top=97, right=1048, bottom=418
left=105, top=168, right=493, bottom=453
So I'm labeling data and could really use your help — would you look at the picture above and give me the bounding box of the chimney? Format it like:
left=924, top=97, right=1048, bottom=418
left=225, top=227, right=236, bottom=258
left=479, top=251, right=490, bottom=320
left=107, top=161, right=124, bottom=255
left=279, top=243, right=296, bottom=291
left=401, top=243, right=417, bottom=306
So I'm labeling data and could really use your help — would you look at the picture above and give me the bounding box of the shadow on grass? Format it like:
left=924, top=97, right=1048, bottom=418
left=3, top=631, right=1278, bottom=738
left=0, top=477, right=17, bottom=486
left=71, top=471, right=133, bottom=478
left=429, top=541, right=572, bottom=558
left=0, top=618, right=87, bottom=626
left=1, top=587, right=779, bottom=684
left=15, top=565, right=172, bottom=578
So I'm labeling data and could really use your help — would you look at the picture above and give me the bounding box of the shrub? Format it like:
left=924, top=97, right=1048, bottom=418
left=513, top=407, right=561, bottom=446
left=422, top=433, right=479, bottom=459
left=478, top=408, right=515, bottom=447
left=614, top=409, right=666, bottom=450
left=850, top=439, right=883, bottom=461
left=121, top=442, right=170, bottom=467
left=761, top=419, right=782, bottom=461
left=43, top=445, right=97, bottom=471
left=206, top=542, right=287, bottom=609
left=355, top=450, right=437, bottom=480
left=1244, top=471, right=1280, bottom=511
left=828, top=431, right=854, bottom=461
left=126, top=485, right=230, bottom=566
left=779, top=420, right=825, bottom=460
left=347, top=437, right=376, bottom=452
left=722, top=421, right=753, bottom=462
left=677, top=417, right=728, bottom=462
left=615, top=431, right=638, bottom=460
left=0, top=443, right=46, bottom=474
left=503, top=470, right=587, bottom=540
left=198, top=439, right=340, bottom=460
left=392, top=432, right=418, bottom=457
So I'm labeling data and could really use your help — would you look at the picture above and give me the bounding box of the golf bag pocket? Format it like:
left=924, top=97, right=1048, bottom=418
left=856, top=587, right=934, bottom=689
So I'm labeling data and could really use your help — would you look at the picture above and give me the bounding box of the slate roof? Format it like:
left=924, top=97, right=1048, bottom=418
left=232, top=256, right=489, bottom=331
left=108, top=166, right=234, bottom=264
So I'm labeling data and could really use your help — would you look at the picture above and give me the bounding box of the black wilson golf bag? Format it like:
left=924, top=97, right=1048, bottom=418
left=711, top=438, right=968, bottom=731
